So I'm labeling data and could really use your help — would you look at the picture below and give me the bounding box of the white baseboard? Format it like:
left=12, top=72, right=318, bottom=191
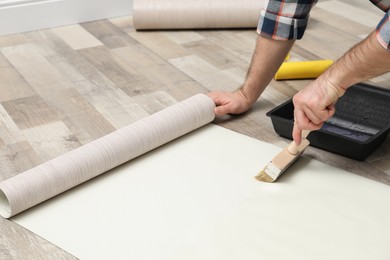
left=0, top=0, right=133, bottom=36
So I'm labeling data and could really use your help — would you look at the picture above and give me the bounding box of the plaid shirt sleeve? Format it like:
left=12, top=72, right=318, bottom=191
left=373, top=0, right=390, bottom=50
left=257, top=0, right=318, bottom=40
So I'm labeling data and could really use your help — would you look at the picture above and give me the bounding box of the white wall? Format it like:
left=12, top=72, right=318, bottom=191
left=0, top=0, right=133, bottom=36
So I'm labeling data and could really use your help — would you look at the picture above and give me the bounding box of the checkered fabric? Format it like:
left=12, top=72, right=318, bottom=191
left=370, top=0, right=390, bottom=11
left=257, top=0, right=318, bottom=40
left=258, top=0, right=390, bottom=50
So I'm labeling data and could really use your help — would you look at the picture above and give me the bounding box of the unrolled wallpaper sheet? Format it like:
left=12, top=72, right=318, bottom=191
left=1, top=94, right=390, bottom=259
left=133, top=0, right=263, bottom=30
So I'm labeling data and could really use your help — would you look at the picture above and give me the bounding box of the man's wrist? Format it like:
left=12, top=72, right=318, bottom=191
left=237, top=84, right=259, bottom=108
left=237, top=88, right=251, bottom=107
left=319, top=73, right=347, bottom=101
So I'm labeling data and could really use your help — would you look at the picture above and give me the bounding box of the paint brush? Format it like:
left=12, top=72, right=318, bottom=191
left=255, top=130, right=311, bottom=182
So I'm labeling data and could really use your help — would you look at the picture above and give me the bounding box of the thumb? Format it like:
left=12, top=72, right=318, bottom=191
left=214, top=105, right=231, bottom=116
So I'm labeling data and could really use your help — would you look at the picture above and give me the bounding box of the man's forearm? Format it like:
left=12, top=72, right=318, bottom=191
left=320, top=31, right=390, bottom=91
left=240, top=35, right=295, bottom=105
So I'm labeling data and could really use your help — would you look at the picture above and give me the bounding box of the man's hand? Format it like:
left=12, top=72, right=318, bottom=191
left=207, top=90, right=251, bottom=116
left=292, top=76, right=345, bottom=144
left=292, top=30, right=390, bottom=145
left=208, top=35, right=295, bottom=117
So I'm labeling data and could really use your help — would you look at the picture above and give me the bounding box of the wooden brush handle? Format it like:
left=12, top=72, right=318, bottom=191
left=287, top=130, right=311, bottom=155
left=301, top=129, right=311, bottom=139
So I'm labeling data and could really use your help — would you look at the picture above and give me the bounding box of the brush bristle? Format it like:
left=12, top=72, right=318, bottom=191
left=256, top=138, right=311, bottom=183
left=255, top=169, right=275, bottom=183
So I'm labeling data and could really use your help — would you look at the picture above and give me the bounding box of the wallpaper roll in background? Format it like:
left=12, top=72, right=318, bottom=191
left=0, top=94, right=216, bottom=218
left=133, top=0, right=263, bottom=30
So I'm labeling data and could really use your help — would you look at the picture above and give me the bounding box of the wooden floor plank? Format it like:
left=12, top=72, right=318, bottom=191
left=81, top=19, right=139, bottom=49
left=41, top=87, right=117, bottom=143
left=197, top=30, right=256, bottom=66
left=52, top=24, right=103, bottom=50
left=79, top=45, right=159, bottom=95
left=297, top=23, right=361, bottom=60
left=111, top=45, right=204, bottom=96
left=72, top=78, right=150, bottom=129
left=131, top=90, right=178, bottom=114
left=20, top=121, right=78, bottom=162
left=109, top=16, right=135, bottom=34
left=2, top=95, right=60, bottom=130
left=316, top=1, right=383, bottom=28
left=128, top=31, right=191, bottom=60
left=0, top=141, right=41, bottom=181
left=0, top=103, right=25, bottom=148
left=169, top=54, right=241, bottom=92
left=182, top=38, right=247, bottom=70
left=0, top=33, right=28, bottom=48
left=0, top=53, right=36, bottom=102
left=163, top=30, right=206, bottom=45
left=310, top=7, right=373, bottom=37
left=1, top=43, right=72, bottom=92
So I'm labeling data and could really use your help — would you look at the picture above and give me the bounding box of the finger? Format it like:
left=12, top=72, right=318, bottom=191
left=208, top=95, right=221, bottom=106
left=207, top=92, right=227, bottom=106
left=206, top=92, right=217, bottom=100
left=293, top=90, right=334, bottom=123
left=315, top=105, right=336, bottom=122
left=300, top=101, right=331, bottom=124
left=296, top=109, right=325, bottom=130
left=292, top=122, right=302, bottom=145
left=302, top=107, right=323, bottom=125
left=294, top=109, right=310, bottom=129
left=326, top=103, right=336, bottom=118
left=214, top=105, right=231, bottom=116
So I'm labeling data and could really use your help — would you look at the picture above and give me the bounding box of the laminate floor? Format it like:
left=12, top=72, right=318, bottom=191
left=1, top=0, right=390, bottom=258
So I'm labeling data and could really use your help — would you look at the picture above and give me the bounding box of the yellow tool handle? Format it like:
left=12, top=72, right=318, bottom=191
left=275, top=60, right=333, bottom=80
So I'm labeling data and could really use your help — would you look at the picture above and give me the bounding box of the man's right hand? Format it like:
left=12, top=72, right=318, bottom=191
left=207, top=90, right=251, bottom=116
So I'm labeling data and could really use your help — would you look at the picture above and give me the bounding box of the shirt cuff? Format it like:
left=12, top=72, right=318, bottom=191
left=376, top=10, right=390, bottom=50
left=257, top=9, right=310, bottom=40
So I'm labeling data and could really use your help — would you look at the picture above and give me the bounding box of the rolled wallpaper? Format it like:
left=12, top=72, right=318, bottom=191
left=0, top=94, right=216, bottom=218
left=133, top=0, right=263, bottom=30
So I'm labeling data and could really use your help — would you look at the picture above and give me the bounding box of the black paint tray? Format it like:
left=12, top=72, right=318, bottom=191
left=266, top=83, right=390, bottom=160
